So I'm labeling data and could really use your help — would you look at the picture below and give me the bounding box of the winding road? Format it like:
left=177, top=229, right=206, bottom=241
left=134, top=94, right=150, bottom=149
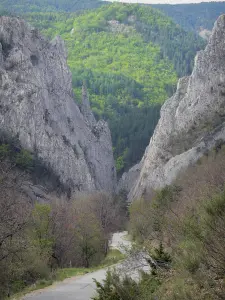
left=22, top=232, right=132, bottom=300
left=22, top=232, right=151, bottom=300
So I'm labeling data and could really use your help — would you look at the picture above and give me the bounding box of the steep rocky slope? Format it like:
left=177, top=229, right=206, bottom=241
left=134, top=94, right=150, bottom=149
left=125, top=14, right=225, bottom=201
left=23, top=4, right=206, bottom=175
left=0, top=16, right=116, bottom=194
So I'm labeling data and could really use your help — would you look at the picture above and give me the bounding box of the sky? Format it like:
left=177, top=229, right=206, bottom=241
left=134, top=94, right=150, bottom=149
left=107, top=0, right=225, bottom=4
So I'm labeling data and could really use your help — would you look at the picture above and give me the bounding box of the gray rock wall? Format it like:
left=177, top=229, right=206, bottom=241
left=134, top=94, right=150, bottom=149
left=0, top=16, right=116, bottom=194
left=127, top=15, right=225, bottom=201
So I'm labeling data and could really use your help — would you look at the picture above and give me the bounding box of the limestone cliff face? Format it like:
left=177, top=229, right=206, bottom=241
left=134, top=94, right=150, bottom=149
left=117, top=162, right=141, bottom=195
left=0, top=16, right=116, bottom=194
left=128, top=15, right=225, bottom=201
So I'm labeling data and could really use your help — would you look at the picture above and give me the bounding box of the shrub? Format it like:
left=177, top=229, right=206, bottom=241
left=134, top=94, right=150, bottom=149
left=93, top=269, right=161, bottom=300
left=15, top=149, right=34, bottom=170
left=151, top=242, right=172, bottom=265
left=128, top=148, right=225, bottom=300
left=0, top=144, right=10, bottom=159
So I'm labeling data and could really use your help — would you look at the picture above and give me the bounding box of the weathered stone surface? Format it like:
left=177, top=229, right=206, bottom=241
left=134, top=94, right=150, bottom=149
left=128, top=15, right=225, bottom=201
left=117, top=162, right=141, bottom=196
left=80, top=84, right=96, bottom=127
left=21, top=182, right=50, bottom=203
left=0, top=16, right=116, bottom=194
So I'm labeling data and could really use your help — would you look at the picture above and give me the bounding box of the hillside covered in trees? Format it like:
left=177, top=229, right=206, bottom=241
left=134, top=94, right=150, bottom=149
left=0, top=0, right=107, bottom=13
left=21, top=3, right=205, bottom=174
left=153, top=2, right=225, bottom=32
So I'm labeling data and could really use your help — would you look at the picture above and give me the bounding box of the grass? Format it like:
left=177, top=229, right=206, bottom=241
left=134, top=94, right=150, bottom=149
left=53, top=267, right=91, bottom=281
left=101, top=249, right=126, bottom=266
left=10, top=249, right=125, bottom=300
left=9, top=269, right=89, bottom=300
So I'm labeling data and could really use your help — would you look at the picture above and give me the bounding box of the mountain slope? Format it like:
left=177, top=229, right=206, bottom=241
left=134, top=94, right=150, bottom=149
left=152, top=2, right=225, bottom=32
left=0, top=16, right=116, bottom=194
left=0, top=0, right=107, bottom=13
left=126, top=14, right=225, bottom=201
left=24, top=3, right=205, bottom=173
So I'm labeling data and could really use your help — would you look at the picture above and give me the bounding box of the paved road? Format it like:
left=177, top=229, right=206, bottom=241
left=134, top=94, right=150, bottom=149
left=22, top=232, right=130, bottom=300
left=109, top=231, right=132, bottom=254
left=22, top=268, right=107, bottom=300
left=22, top=232, right=151, bottom=300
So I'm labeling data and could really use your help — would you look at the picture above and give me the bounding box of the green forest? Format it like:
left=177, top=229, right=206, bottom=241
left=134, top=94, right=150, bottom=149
left=0, top=0, right=107, bottom=13
left=153, top=2, right=225, bottom=32
left=22, top=3, right=205, bottom=174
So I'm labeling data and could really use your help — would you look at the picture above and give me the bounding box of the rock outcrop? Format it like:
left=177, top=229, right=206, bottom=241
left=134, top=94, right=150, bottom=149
left=0, top=16, right=116, bottom=194
left=127, top=15, right=225, bottom=201
left=117, top=162, right=141, bottom=195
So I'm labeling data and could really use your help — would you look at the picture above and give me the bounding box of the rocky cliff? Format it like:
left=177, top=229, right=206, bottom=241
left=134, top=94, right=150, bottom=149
left=126, top=15, right=225, bottom=201
left=0, top=16, right=116, bottom=194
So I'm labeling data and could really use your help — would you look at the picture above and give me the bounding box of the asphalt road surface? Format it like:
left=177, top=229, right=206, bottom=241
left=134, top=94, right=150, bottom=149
left=22, top=232, right=151, bottom=300
left=22, top=232, right=130, bottom=300
left=22, top=268, right=107, bottom=300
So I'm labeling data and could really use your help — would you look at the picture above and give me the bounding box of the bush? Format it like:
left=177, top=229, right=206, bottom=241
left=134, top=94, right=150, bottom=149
left=0, top=144, right=10, bottom=159
left=151, top=242, right=171, bottom=265
left=15, top=149, right=34, bottom=170
left=128, top=148, right=225, bottom=299
left=93, top=269, right=161, bottom=300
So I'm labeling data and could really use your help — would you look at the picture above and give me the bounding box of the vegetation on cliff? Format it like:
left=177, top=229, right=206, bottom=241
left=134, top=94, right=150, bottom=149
left=0, top=0, right=107, bottom=13
left=23, top=3, right=205, bottom=173
left=0, top=136, right=126, bottom=298
left=153, top=2, right=225, bottom=32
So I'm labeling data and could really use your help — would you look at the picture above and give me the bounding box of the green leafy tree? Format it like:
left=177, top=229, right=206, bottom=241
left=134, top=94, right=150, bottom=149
left=15, top=149, right=33, bottom=170
left=31, top=203, right=53, bottom=259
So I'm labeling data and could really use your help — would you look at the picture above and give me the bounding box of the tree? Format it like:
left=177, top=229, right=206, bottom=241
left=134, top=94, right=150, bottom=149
left=72, top=198, right=105, bottom=267
left=0, top=147, right=31, bottom=297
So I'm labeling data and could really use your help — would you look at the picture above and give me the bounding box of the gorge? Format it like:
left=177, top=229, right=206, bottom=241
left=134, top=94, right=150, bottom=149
left=0, top=3, right=225, bottom=299
left=119, top=14, right=225, bottom=201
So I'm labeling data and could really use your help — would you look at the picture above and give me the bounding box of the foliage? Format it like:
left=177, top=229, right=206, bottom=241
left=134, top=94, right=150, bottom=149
left=0, top=147, right=127, bottom=299
left=101, top=249, right=125, bottom=266
left=93, top=269, right=161, bottom=300
left=128, top=148, right=225, bottom=300
left=93, top=271, right=121, bottom=300
left=10, top=252, right=126, bottom=300
left=22, top=3, right=204, bottom=172
left=96, top=148, right=225, bottom=300
left=128, top=186, right=179, bottom=243
left=0, top=144, right=10, bottom=159
left=10, top=267, right=98, bottom=299
left=15, top=149, right=33, bottom=170
left=0, top=6, right=13, bottom=16
left=0, top=2, right=206, bottom=172
left=153, top=2, right=225, bottom=32
left=0, top=0, right=107, bottom=13
left=31, top=203, right=53, bottom=259
left=151, top=242, right=171, bottom=264
left=0, top=131, right=67, bottom=193
left=0, top=141, right=34, bottom=171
